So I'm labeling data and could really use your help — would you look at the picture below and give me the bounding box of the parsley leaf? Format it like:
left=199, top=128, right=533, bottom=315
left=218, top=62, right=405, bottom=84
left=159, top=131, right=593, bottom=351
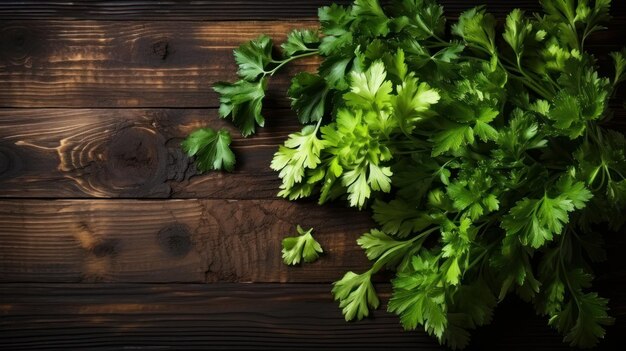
left=610, top=49, right=626, bottom=86
left=372, top=199, right=434, bottom=238
left=288, top=72, right=329, bottom=123
left=503, top=9, right=534, bottom=58
left=234, top=35, right=274, bottom=80
left=393, top=75, right=440, bottom=133
left=181, top=128, right=235, bottom=172
left=214, top=79, right=266, bottom=137
left=271, top=124, right=326, bottom=196
left=332, top=270, right=380, bottom=321
left=281, top=29, right=320, bottom=57
left=344, top=61, right=393, bottom=111
left=502, top=177, right=592, bottom=248
left=388, top=252, right=448, bottom=339
left=453, top=7, right=497, bottom=55
left=352, top=0, right=391, bottom=37
left=282, top=225, right=324, bottom=265
left=319, top=4, right=355, bottom=55
left=431, top=124, right=475, bottom=156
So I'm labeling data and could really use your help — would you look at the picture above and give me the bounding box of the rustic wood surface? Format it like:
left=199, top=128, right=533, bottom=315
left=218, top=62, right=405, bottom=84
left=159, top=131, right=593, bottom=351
left=4, top=283, right=624, bottom=351
left=0, top=1, right=625, bottom=350
left=0, top=108, right=293, bottom=198
left=0, top=1, right=571, bottom=20
left=5, top=283, right=614, bottom=351
left=0, top=199, right=372, bottom=283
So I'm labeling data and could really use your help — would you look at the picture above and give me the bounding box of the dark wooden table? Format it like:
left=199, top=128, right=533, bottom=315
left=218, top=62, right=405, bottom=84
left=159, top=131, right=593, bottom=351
left=0, top=1, right=625, bottom=350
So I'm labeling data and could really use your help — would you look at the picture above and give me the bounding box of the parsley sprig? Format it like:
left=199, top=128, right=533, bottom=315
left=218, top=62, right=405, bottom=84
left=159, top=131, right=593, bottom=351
left=186, top=0, right=626, bottom=348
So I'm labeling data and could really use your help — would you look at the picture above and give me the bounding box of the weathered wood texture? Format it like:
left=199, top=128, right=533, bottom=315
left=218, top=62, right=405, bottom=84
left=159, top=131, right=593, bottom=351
left=0, top=21, right=320, bottom=108
left=0, top=109, right=291, bottom=198
left=1, top=283, right=624, bottom=350
left=0, top=199, right=372, bottom=283
left=0, top=20, right=624, bottom=108
left=1, top=1, right=626, bottom=350
left=4, top=0, right=617, bottom=20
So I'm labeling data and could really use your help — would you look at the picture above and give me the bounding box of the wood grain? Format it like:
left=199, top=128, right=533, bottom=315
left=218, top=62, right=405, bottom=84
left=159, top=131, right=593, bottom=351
left=0, top=0, right=353, bottom=20
left=0, top=108, right=298, bottom=198
left=0, top=1, right=557, bottom=20
left=0, top=20, right=624, bottom=108
left=0, top=21, right=319, bottom=108
left=0, top=1, right=625, bottom=350
left=0, top=283, right=624, bottom=350
left=0, top=199, right=372, bottom=283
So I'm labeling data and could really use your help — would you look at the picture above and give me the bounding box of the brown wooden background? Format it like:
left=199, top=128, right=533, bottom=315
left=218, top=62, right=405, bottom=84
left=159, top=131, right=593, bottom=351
left=0, top=1, right=625, bottom=350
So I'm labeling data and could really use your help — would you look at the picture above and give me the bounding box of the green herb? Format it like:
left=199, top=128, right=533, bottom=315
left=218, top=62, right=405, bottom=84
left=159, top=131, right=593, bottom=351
left=181, top=128, right=235, bottom=172
left=282, top=225, right=324, bottom=265
left=188, top=0, right=626, bottom=348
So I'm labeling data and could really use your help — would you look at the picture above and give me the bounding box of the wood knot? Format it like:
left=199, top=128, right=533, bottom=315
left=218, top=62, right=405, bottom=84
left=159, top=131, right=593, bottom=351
left=157, top=223, right=192, bottom=258
left=105, top=128, right=159, bottom=186
left=97, top=126, right=169, bottom=196
left=0, top=143, right=22, bottom=181
left=0, top=25, right=39, bottom=66
left=56, top=119, right=177, bottom=197
left=0, top=146, right=11, bottom=178
left=152, top=40, right=169, bottom=60
left=91, top=238, right=120, bottom=257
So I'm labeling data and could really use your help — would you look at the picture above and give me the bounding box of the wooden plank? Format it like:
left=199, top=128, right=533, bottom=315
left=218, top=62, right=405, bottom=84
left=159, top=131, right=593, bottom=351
left=0, top=1, right=570, bottom=20
left=0, top=20, right=319, bottom=108
left=0, top=199, right=373, bottom=283
left=0, top=107, right=624, bottom=199
left=0, top=108, right=297, bottom=199
left=0, top=20, right=624, bottom=108
left=0, top=0, right=353, bottom=20
left=0, top=1, right=623, bottom=20
left=1, top=283, right=624, bottom=350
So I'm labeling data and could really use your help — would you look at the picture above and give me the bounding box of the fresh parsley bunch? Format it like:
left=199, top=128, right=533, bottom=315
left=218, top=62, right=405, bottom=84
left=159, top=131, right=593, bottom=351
left=183, top=0, right=626, bottom=348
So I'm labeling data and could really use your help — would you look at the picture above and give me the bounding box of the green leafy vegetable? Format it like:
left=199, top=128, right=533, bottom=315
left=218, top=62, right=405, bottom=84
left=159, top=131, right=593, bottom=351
left=281, top=29, right=320, bottom=57
left=189, top=0, right=626, bottom=348
left=332, top=270, right=380, bottom=321
left=181, top=128, right=235, bottom=172
left=234, top=35, right=274, bottom=81
left=214, top=79, right=266, bottom=137
left=282, top=225, right=324, bottom=265
left=288, top=72, right=329, bottom=123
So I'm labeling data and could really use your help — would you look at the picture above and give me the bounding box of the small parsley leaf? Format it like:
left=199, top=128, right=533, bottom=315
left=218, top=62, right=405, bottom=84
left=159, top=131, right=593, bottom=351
left=281, top=29, right=320, bottom=57
left=288, top=72, right=329, bottom=123
left=332, top=270, right=380, bottom=321
left=214, top=79, right=266, bottom=137
left=234, top=35, right=274, bottom=80
left=181, top=128, right=235, bottom=172
left=282, top=225, right=324, bottom=265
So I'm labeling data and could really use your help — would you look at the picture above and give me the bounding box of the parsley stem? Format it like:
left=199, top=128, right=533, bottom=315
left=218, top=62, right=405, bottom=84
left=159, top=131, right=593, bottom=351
left=314, top=116, right=324, bottom=133
left=558, top=229, right=582, bottom=309
left=467, top=42, right=555, bottom=99
left=508, top=74, right=554, bottom=100
left=466, top=242, right=496, bottom=272
left=369, top=227, right=439, bottom=273
left=588, top=165, right=602, bottom=187
left=265, top=51, right=319, bottom=76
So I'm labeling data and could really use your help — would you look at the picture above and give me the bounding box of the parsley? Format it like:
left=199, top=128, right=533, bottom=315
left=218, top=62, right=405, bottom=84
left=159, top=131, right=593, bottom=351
left=282, top=225, right=324, bottom=265
left=188, top=0, right=626, bottom=348
left=181, top=128, right=235, bottom=172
